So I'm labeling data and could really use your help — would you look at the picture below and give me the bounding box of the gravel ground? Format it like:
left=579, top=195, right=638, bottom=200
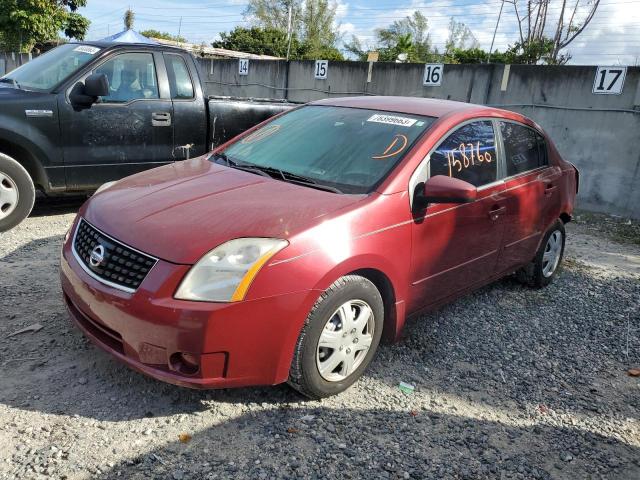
left=0, top=200, right=638, bottom=480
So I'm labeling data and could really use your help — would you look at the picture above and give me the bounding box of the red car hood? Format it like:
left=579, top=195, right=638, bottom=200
left=82, top=157, right=364, bottom=264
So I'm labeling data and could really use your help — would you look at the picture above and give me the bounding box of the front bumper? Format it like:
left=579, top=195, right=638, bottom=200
left=60, top=232, right=316, bottom=389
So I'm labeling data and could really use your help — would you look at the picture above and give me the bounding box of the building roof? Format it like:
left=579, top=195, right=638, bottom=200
left=151, top=38, right=283, bottom=60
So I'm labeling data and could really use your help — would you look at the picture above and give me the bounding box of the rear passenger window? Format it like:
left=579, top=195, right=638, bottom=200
left=165, top=54, right=194, bottom=99
left=430, top=121, right=497, bottom=187
left=500, top=122, right=547, bottom=176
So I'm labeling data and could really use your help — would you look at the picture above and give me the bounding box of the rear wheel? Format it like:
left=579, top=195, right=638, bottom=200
left=517, top=220, right=566, bottom=288
left=0, top=153, right=35, bottom=232
left=288, top=275, right=384, bottom=399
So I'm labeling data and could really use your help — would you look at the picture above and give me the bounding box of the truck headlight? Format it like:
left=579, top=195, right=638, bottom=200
left=175, top=238, right=288, bottom=302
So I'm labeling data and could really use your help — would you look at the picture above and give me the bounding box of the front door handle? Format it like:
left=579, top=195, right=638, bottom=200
left=488, top=205, right=506, bottom=221
left=152, top=112, right=171, bottom=127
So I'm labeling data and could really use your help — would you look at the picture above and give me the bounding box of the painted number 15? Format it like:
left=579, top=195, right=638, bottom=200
left=315, top=60, right=328, bottom=79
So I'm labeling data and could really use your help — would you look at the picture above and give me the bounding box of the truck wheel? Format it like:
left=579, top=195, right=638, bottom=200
left=516, top=220, right=566, bottom=288
left=0, top=153, right=35, bottom=232
left=288, top=275, right=384, bottom=399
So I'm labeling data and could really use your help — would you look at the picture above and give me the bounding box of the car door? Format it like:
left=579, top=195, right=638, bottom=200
left=408, top=120, right=507, bottom=311
left=495, top=120, right=562, bottom=273
left=59, top=51, right=175, bottom=190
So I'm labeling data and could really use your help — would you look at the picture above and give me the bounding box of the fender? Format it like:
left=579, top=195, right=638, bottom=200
left=0, top=118, right=61, bottom=192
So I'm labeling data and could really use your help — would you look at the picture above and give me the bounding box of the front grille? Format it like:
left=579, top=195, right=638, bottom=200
left=73, top=219, right=157, bottom=292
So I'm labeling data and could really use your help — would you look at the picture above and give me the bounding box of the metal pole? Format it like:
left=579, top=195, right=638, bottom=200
left=488, top=0, right=505, bottom=63
left=286, top=3, right=293, bottom=60
left=177, top=17, right=183, bottom=43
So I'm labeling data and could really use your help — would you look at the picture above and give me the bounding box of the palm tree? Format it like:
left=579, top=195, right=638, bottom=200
left=124, top=9, right=135, bottom=30
left=395, top=34, right=414, bottom=62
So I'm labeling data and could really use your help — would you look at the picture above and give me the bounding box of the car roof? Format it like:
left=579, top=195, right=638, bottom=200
left=310, top=96, right=502, bottom=119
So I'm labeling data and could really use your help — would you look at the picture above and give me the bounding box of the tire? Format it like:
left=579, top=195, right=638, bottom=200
left=516, top=220, right=566, bottom=288
left=288, top=275, right=384, bottom=399
left=0, top=153, right=35, bottom=233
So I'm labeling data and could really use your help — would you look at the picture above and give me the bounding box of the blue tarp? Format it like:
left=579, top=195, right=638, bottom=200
left=100, top=30, right=157, bottom=44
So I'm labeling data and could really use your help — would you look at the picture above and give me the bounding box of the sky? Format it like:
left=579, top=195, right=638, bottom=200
left=80, top=0, right=640, bottom=65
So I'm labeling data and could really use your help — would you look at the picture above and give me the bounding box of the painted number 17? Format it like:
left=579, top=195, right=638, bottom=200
left=592, top=66, right=626, bottom=95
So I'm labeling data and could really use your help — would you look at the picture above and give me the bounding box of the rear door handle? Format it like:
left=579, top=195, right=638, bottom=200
left=544, top=183, right=558, bottom=196
left=152, top=112, right=171, bottom=127
left=488, top=205, right=506, bottom=220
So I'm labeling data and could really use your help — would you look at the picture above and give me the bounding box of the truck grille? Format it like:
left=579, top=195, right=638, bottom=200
left=73, top=219, right=157, bottom=292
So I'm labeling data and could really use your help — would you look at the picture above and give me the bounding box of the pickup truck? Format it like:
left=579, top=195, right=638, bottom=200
left=0, top=41, right=295, bottom=231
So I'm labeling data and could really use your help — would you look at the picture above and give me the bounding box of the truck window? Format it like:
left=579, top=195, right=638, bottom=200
left=165, top=54, right=194, bottom=99
left=94, top=53, right=159, bottom=103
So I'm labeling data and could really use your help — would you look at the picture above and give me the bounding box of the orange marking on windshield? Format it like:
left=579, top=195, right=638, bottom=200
left=372, top=134, right=408, bottom=159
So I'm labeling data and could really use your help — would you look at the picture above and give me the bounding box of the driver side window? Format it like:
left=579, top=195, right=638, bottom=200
left=94, top=53, right=159, bottom=103
left=430, top=121, right=498, bottom=187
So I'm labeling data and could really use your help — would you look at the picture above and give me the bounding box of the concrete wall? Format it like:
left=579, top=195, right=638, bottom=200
left=3, top=53, right=637, bottom=217
left=198, top=57, right=640, bottom=219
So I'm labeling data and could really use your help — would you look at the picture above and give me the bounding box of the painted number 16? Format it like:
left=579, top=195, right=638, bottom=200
left=423, top=64, right=443, bottom=87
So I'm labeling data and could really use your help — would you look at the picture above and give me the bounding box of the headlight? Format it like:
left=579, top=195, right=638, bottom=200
left=94, top=181, right=116, bottom=195
left=175, top=238, right=288, bottom=302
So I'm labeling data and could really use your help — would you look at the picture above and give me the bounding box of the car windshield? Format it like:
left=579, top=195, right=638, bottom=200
left=215, top=105, right=435, bottom=194
left=0, top=43, right=101, bottom=92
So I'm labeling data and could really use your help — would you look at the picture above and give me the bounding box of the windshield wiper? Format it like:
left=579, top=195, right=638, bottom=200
left=237, top=164, right=343, bottom=194
left=212, top=154, right=342, bottom=194
left=0, top=77, right=20, bottom=89
left=212, top=153, right=271, bottom=178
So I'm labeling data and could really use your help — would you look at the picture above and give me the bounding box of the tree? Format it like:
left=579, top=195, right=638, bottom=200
left=140, top=29, right=188, bottom=43
left=507, top=0, right=600, bottom=64
left=244, top=0, right=301, bottom=32
left=123, top=8, right=134, bottom=30
left=243, top=0, right=343, bottom=59
left=374, top=11, right=432, bottom=62
left=213, top=26, right=303, bottom=58
left=343, top=35, right=368, bottom=61
left=445, top=18, right=479, bottom=56
left=0, top=0, right=90, bottom=52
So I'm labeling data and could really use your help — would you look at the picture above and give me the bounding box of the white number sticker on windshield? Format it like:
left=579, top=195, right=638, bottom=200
left=73, top=45, right=100, bottom=55
left=367, top=114, right=417, bottom=127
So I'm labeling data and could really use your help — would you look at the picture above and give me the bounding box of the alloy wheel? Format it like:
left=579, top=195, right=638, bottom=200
left=316, top=299, right=375, bottom=382
left=542, top=230, right=562, bottom=277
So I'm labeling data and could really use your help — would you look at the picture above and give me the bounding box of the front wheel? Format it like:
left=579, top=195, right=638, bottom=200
left=0, top=153, right=35, bottom=232
left=517, top=220, right=566, bottom=288
left=288, top=275, right=384, bottom=399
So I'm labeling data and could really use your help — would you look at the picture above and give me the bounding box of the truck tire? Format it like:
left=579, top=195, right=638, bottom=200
left=0, top=153, right=36, bottom=232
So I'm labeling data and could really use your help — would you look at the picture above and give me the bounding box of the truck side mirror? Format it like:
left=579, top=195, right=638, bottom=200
left=84, top=73, right=109, bottom=97
left=70, top=74, right=109, bottom=108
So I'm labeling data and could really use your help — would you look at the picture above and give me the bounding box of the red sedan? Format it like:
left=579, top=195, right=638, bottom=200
left=60, top=96, right=578, bottom=398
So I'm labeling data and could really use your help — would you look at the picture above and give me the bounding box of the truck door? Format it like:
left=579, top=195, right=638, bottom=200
left=163, top=53, right=208, bottom=160
left=59, top=51, right=175, bottom=190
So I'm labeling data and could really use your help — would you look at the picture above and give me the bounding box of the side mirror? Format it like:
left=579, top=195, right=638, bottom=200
left=416, top=175, right=477, bottom=207
left=69, top=74, right=109, bottom=108
left=84, top=73, right=109, bottom=97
